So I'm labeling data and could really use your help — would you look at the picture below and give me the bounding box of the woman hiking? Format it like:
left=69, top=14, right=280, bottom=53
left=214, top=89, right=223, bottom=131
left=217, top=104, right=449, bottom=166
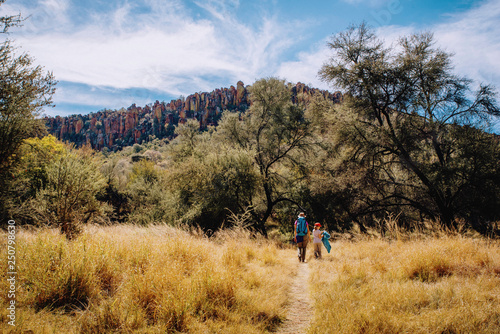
left=294, top=212, right=310, bottom=262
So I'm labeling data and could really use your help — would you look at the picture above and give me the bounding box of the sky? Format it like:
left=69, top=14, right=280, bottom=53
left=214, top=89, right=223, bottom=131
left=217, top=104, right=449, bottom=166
left=1, top=0, right=500, bottom=129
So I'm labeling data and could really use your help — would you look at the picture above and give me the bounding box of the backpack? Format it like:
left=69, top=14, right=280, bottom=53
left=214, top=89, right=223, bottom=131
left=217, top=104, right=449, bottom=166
left=296, top=217, right=308, bottom=236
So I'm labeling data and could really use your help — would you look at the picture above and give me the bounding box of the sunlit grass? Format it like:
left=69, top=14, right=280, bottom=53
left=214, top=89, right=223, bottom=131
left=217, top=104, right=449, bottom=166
left=308, top=237, right=500, bottom=333
left=3, top=224, right=500, bottom=333
left=0, top=225, right=296, bottom=333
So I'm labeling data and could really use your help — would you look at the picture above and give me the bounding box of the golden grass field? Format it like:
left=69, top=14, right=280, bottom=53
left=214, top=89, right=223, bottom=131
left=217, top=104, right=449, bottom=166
left=308, top=237, right=500, bottom=333
left=0, top=225, right=296, bottom=333
left=2, top=225, right=500, bottom=333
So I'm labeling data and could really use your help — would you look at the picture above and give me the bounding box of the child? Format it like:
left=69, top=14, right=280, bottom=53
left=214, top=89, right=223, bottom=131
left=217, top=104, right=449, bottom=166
left=312, top=223, right=324, bottom=259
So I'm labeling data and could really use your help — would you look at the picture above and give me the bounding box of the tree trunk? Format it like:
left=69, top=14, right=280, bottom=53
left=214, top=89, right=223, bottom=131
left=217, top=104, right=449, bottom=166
left=254, top=216, right=269, bottom=237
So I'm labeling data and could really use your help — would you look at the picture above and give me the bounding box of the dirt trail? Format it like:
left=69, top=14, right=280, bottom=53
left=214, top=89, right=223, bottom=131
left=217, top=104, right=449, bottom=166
left=276, top=261, right=313, bottom=334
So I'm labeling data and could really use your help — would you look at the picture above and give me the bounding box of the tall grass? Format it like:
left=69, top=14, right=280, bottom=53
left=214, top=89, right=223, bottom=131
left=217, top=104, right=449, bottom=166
left=0, top=225, right=296, bottom=333
left=308, top=237, right=500, bottom=333
left=3, top=223, right=500, bottom=333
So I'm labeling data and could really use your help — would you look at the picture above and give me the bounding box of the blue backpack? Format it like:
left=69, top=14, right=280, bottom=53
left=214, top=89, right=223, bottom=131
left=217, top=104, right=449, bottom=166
left=296, top=217, right=308, bottom=236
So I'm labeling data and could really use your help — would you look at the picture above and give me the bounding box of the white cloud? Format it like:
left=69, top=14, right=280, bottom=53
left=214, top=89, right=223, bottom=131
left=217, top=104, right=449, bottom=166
left=376, top=1, right=500, bottom=91
left=287, top=0, right=500, bottom=95
left=192, top=0, right=296, bottom=81
left=18, top=0, right=70, bottom=34
left=433, top=0, right=500, bottom=90
left=275, top=42, right=332, bottom=90
left=11, top=0, right=296, bottom=101
left=21, top=24, right=229, bottom=89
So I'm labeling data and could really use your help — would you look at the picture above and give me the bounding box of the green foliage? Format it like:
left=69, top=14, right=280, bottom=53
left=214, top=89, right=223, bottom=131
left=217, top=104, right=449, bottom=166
left=216, top=77, right=312, bottom=234
left=17, top=145, right=108, bottom=238
left=169, top=119, right=203, bottom=161
left=132, top=143, right=143, bottom=153
left=317, top=23, right=500, bottom=230
left=152, top=117, right=258, bottom=230
left=4, top=20, right=500, bottom=236
left=0, top=38, right=57, bottom=221
left=97, top=157, right=131, bottom=222
left=124, top=158, right=179, bottom=225
left=14, top=135, right=65, bottom=200
left=0, top=42, right=56, bottom=173
left=169, top=142, right=259, bottom=230
left=129, top=160, right=159, bottom=185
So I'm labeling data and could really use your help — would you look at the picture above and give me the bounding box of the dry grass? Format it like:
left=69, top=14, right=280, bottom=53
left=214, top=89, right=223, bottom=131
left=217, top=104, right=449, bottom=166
left=308, top=237, right=500, bottom=334
left=3, top=223, right=500, bottom=333
left=0, top=225, right=296, bottom=333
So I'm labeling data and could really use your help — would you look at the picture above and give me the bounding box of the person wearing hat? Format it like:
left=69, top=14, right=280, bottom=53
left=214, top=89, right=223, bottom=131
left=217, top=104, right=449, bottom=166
left=294, top=212, right=310, bottom=262
left=312, top=223, right=324, bottom=259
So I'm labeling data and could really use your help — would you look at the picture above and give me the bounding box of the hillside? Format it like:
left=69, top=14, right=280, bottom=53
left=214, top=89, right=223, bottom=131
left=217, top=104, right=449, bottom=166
left=45, top=82, right=342, bottom=151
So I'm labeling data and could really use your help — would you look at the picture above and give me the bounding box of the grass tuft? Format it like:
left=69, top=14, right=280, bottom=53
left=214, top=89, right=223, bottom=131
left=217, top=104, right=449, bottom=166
left=0, top=224, right=295, bottom=333
left=308, top=236, right=500, bottom=334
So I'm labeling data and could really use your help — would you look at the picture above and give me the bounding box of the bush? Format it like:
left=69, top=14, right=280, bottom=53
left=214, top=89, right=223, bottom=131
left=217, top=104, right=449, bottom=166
left=15, top=144, right=107, bottom=238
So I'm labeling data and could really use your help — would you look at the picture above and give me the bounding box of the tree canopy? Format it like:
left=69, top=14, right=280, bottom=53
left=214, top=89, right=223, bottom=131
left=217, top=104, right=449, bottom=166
left=0, top=1, right=57, bottom=222
left=4, top=19, right=500, bottom=237
left=216, top=78, right=311, bottom=234
left=318, top=23, right=500, bottom=230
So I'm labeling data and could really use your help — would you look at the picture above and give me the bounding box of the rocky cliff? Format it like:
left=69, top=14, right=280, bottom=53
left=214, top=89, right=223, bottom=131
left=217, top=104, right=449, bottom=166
left=45, top=81, right=342, bottom=151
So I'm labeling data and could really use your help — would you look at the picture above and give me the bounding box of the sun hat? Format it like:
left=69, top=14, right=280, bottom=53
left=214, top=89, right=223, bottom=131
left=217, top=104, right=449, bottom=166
left=314, top=223, right=321, bottom=227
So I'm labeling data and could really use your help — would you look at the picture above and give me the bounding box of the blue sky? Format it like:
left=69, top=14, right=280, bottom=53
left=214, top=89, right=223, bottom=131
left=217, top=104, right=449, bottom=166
left=1, top=0, right=500, bottom=128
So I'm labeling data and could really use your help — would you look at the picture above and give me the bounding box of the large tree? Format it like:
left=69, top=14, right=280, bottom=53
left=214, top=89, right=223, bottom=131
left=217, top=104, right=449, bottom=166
left=0, top=0, right=57, bottom=221
left=319, top=23, right=500, bottom=229
left=0, top=42, right=56, bottom=173
left=159, top=119, right=259, bottom=230
left=216, top=77, right=311, bottom=234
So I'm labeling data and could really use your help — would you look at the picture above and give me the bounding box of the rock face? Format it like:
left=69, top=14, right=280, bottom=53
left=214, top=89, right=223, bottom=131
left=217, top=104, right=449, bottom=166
left=45, top=82, right=342, bottom=151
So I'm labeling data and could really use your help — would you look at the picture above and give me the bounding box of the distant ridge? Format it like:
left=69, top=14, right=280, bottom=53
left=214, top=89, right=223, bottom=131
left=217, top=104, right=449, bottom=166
left=45, top=81, right=342, bottom=151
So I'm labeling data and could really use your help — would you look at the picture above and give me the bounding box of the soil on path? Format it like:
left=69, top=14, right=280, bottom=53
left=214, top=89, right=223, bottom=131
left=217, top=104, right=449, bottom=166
left=276, top=261, right=313, bottom=334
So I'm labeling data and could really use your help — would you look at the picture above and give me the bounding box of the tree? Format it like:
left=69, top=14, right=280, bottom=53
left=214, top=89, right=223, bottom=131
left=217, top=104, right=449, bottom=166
left=28, top=145, right=107, bottom=239
left=299, top=96, right=373, bottom=232
left=319, top=23, right=500, bottom=229
left=96, top=156, right=130, bottom=223
left=0, top=1, right=57, bottom=221
left=125, top=158, right=173, bottom=225
left=0, top=0, right=22, bottom=33
left=14, top=135, right=65, bottom=199
left=168, top=119, right=202, bottom=162
left=216, top=77, right=311, bottom=234
left=165, top=120, right=259, bottom=230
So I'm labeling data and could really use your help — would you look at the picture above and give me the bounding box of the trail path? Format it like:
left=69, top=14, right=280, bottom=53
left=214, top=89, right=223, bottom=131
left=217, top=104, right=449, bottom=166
left=276, top=261, right=313, bottom=334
